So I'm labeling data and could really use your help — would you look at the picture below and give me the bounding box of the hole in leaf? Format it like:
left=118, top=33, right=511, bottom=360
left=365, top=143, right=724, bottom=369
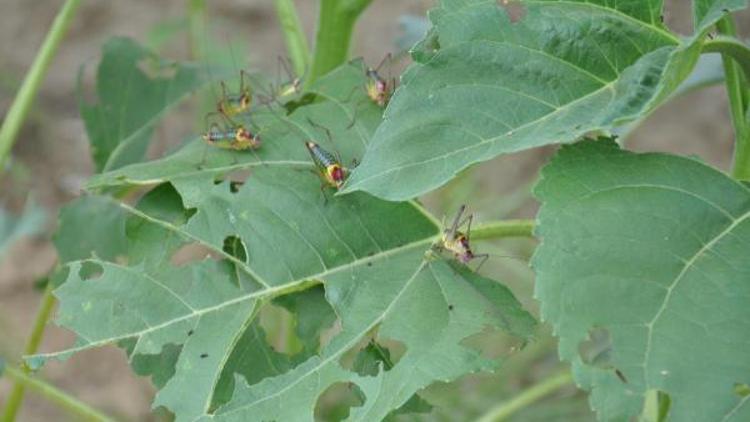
left=341, top=333, right=406, bottom=376
left=124, top=341, right=182, bottom=389
left=735, top=383, right=750, bottom=397
left=222, top=235, right=248, bottom=264
left=642, top=390, right=671, bottom=422
left=259, top=302, right=304, bottom=356
left=314, top=382, right=365, bottom=422
left=284, top=93, right=317, bottom=114
left=498, top=0, right=526, bottom=23
left=129, top=183, right=195, bottom=227
left=79, top=262, right=103, bottom=280
left=272, top=285, right=337, bottom=356
left=578, top=327, right=613, bottom=368
left=213, top=169, right=251, bottom=194
left=170, top=242, right=218, bottom=267
left=350, top=340, right=401, bottom=376
left=229, top=181, right=243, bottom=193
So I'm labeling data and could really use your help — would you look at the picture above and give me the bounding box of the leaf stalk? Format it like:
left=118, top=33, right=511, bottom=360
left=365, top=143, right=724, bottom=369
left=471, top=220, right=535, bottom=240
left=1, top=283, right=57, bottom=421
left=0, top=0, right=82, bottom=174
left=274, top=0, right=311, bottom=77
left=305, top=0, right=373, bottom=87
left=713, top=16, right=750, bottom=180
left=475, top=369, right=574, bottom=422
left=1, top=364, right=114, bottom=422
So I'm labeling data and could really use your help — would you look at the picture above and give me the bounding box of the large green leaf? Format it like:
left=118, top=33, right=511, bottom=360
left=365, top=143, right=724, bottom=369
left=342, top=0, right=747, bottom=200
left=34, top=63, right=535, bottom=421
left=532, top=140, right=750, bottom=421
left=80, top=37, right=211, bottom=172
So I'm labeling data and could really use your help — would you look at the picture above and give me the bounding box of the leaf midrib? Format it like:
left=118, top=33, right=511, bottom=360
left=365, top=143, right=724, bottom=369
left=214, top=258, right=431, bottom=419
left=33, top=236, right=437, bottom=362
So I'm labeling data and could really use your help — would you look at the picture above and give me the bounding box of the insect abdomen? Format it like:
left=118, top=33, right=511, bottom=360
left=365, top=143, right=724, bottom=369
left=306, top=142, right=337, bottom=168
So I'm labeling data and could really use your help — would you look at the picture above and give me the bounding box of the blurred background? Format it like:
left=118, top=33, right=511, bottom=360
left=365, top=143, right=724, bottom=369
left=0, top=1, right=748, bottom=420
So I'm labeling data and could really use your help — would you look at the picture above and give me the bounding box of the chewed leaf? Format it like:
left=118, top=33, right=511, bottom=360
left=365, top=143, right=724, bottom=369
left=37, top=61, right=536, bottom=421
left=343, top=0, right=747, bottom=200
left=211, top=258, right=534, bottom=421
left=533, top=140, right=750, bottom=421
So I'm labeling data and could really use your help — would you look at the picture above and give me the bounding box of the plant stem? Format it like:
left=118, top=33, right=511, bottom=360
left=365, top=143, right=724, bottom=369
left=188, top=0, right=207, bottom=61
left=274, top=0, right=311, bottom=77
left=714, top=16, right=750, bottom=180
left=471, top=219, right=535, bottom=240
left=476, top=369, right=574, bottom=422
left=2, top=283, right=56, bottom=421
left=306, top=0, right=373, bottom=87
left=1, top=365, right=114, bottom=422
left=0, top=0, right=82, bottom=173
left=702, top=36, right=750, bottom=82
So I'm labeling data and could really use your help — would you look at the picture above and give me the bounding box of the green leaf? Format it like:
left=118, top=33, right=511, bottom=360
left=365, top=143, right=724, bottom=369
left=694, top=0, right=747, bottom=30
left=53, top=195, right=128, bottom=264
left=36, top=63, right=535, bottom=421
left=343, top=0, right=748, bottom=200
left=80, top=37, right=210, bottom=172
left=532, top=140, right=750, bottom=421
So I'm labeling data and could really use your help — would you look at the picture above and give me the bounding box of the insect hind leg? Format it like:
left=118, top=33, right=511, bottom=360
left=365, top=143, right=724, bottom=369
left=472, top=253, right=490, bottom=273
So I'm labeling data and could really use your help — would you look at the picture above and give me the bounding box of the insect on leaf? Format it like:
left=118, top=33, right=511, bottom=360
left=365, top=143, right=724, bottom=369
left=533, top=139, right=750, bottom=421
left=34, top=62, right=536, bottom=421
left=343, top=0, right=748, bottom=200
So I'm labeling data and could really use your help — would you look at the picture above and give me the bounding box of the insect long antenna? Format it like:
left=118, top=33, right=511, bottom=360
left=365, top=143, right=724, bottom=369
left=374, top=52, right=392, bottom=74
left=473, top=254, right=489, bottom=273
left=449, top=205, right=467, bottom=236
left=306, top=118, right=335, bottom=146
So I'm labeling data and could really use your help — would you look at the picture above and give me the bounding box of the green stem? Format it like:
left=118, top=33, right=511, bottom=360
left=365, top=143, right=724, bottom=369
left=274, top=0, right=311, bottom=77
left=471, top=219, right=535, bottom=240
left=2, top=283, right=56, bottom=421
left=702, top=36, right=750, bottom=81
left=476, top=370, right=574, bottom=422
left=188, top=0, right=207, bottom=61
left=715, top=16, right=750, bottom=180
left=306, top=0, right=373, bottom=87
left=0, top=0, right=82, bottom=173
left=1, top=365, right=114, bottom=422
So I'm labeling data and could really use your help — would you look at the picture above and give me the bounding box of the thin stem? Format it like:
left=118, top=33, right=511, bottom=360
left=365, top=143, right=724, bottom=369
left=715, top=16, right=750, bottom=180
left=702, top=36, right=750, bottom=82
left=471, top=219, right=535, bottom=240
left=2, top=283, right=57, bottom=421
left=306, top=0, right=373, bottom=87
left=476, top=370, right=574, bottom=422
left=0, top=0, right=82, bottom=173
left=188, top=0, right=207, bottom=61
left=274, top=0, right=311, bottom=77
left=1, top=365, right=114, bottom=422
